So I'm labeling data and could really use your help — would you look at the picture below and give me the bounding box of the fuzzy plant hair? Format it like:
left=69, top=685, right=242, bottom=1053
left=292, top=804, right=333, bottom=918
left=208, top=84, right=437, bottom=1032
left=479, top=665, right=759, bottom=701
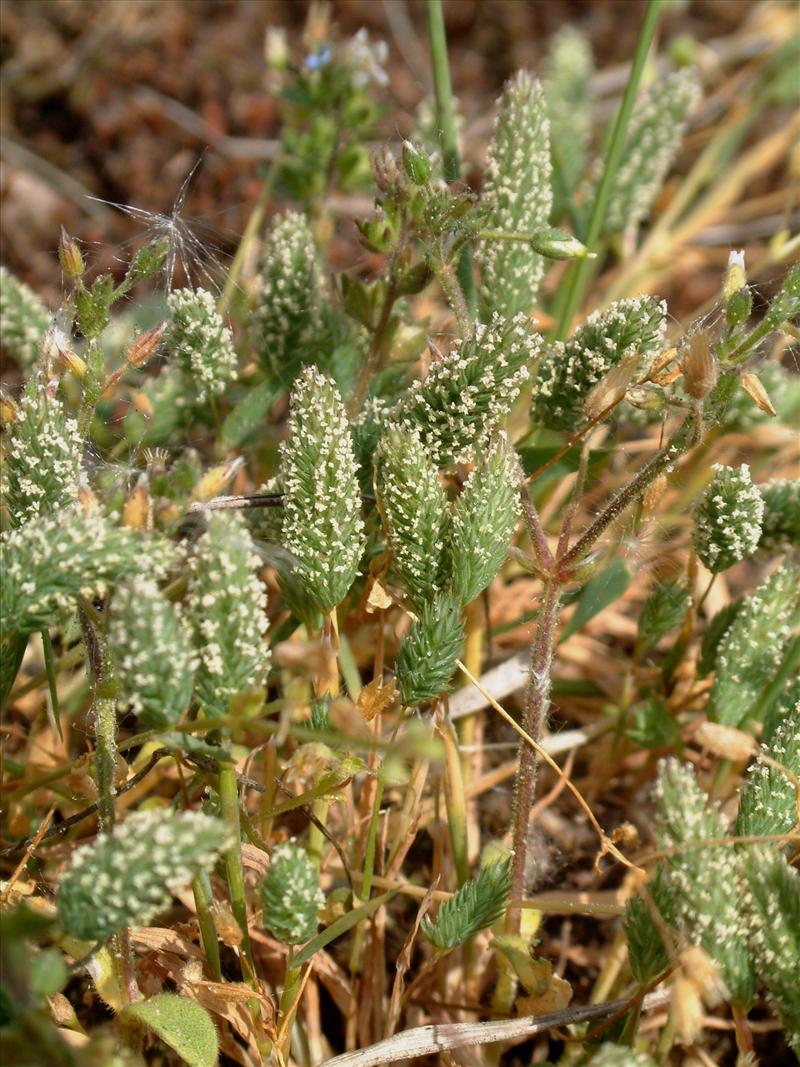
left=735, top=702, right=800, bottom=841
left=186, top=511, right=270, bottom=720
left=389, top=312, right=538, bottom=466
left=279, top=366, right=365, bottom=614
left=260, top=840, right=325, bottom=946
left=421, top=858, right=511, bottom=952
left=165, top=288, right=238, bottom=403
left=1, top=378, right=82, bottom=527
left=107, top=577, right=196, bottom=729
left=0, top=265, right=51, bottom=371
left=693, top=464, right=764, bottom=574
left=57, top=809, right=230, bottom=941
left=532, top=295, right=667, bottom=430
left=253, top=210, right=326, bottom=382
left=476, top=71, right=552, bottom=319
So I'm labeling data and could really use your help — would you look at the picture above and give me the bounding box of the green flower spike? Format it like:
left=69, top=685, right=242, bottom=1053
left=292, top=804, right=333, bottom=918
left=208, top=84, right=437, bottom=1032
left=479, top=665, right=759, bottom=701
left=0, top=265, right=51, bottom=371
left=693, top=464, right=764, bottom=574
left=2, top=378, right=81, bottom=527
left=448, top=434, right=521, bottom=607
left=709, top=560, right=798, bottom=727
left=390, top=312, right=538, bottom=467
left=735, top=701, right=800, bottom=840
left=532, top=296, right=666, bottom=431
left=374, top=426, right=448, bottom=611
left=421, top=858, right=511, bottom=952
left=543, top=26, right=593, bottom=195
left=757, top=478, right=800, bottom=557
left=186, top=512, right=270, bottom=720
left=253, top=211, right=325, bottom=382
left=1, top=507, right=174, bottom=639
left=743, top=847, right=800, bottom=1052
left=166, top=288, right=237, bottom=402
left=280, top=366, right=365, bottom=614
left=477, top=71, right=552, bottom=318
left=57, top=809, right=230, bottom=941
left=395, top=593, right=464, bottom=708
left=652, top=758, right=755, bottom=1008
left=108, top=578, right=196, bottom=729
left=261, top=840, right=324, bottom=946
left=603, top=68, right=700, bottom=234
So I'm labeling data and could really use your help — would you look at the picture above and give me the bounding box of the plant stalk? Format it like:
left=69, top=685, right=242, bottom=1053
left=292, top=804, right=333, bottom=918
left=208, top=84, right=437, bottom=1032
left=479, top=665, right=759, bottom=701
left=192, top=870, right=222, bottom=982
left=218, top=760, right=256, bottom=984
left=508, top=580, right=561, bottom=932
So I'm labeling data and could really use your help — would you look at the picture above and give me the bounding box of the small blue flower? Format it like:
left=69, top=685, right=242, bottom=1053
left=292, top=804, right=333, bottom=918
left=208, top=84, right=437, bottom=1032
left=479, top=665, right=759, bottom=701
left=305, top=45, right=332, bottom=71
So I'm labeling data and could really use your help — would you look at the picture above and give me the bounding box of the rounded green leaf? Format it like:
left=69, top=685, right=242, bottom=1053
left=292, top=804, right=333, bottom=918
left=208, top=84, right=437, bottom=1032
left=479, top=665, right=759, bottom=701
left=122, top=993, right=218, bottom=1067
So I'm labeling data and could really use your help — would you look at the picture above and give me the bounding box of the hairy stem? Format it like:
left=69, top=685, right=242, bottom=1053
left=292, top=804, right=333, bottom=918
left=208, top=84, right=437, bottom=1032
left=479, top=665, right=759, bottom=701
left=508, top=580, right=561, bottom=931
left=553, top=0, right=663, bottom=340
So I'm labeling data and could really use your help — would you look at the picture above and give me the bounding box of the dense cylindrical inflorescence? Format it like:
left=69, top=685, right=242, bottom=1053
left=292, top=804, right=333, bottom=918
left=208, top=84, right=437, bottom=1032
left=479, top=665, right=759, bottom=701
left=108, top=577, right=196, bottom=729
left=253, top=211, right=326, bottom=382
left=477, top=71, right=552, bottom=318
left=447, top=434, right=521, bottom=607
left=543, top=26, right=593, bottom=195
left=693, top=464, right=764, bottom=573
left=421, top=859, right=511, bottom=952
left=279, top=367, right=365, bottom=614
left=708, top=559, right=798, bottom=727
left=602, top=68, right=700, bottom=234
left=389, top=313, right=538, bottom=466
left=532, top=296, right=666, bottom=430
left=757, top=478, right=800, bottom=556
left=186, top=512, right=270, bottom=720
left=1, top=508, right=174, bottom=638
left=653, top=759, right=755, bottom=1007
left=2, top=379, right=82, bottom=527
left=166, top=288, right=237, bottom=402
left=0, top=265, right=51, bottom=371
left=735, top=700, right=800, bottom=840
left=395, top=593, right=464, bottom=707
left=260, top=840, right=325, bottom=946
left=57, top=809, right=231, bottom=941
left=374, top=426, right=448, bottom=610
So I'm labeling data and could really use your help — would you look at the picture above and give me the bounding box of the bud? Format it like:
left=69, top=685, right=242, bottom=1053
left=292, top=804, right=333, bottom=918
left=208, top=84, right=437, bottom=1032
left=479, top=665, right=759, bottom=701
left=402, top=141, right=432, bottom=186
left=125, top=323, right=165, bottom=368
left=122, top=472, right=152, bottom=531
left=0, top=390, right=19, bottom=425
left=528, top=226, right=591, bottom=260
left=584, top=354, right=639, bottom=420
left=372, top=147, right=400, bottom=194
left=265, top=26, right=289, bottom=71
left=643, top=473, right=668, bottom=513
left=79, top=479, right=100, bottom=512
left=131, top=392, right=154, bottom=420
left=695, top=721, right=757, bottom=761
left=725, top=286, right=752, bottom=329
left=739, top=372, right=776, bottom=418
left=722, top=249, right=746, bottom=301
left=191, top=457, right=244, bottom=504
left=127, top=237, right=169, bottom=282
left=395, top=260, right=431, bottom=296
left=58, top=228, right=85, bottom=279
left=681, top=332, right=718, bottom=400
